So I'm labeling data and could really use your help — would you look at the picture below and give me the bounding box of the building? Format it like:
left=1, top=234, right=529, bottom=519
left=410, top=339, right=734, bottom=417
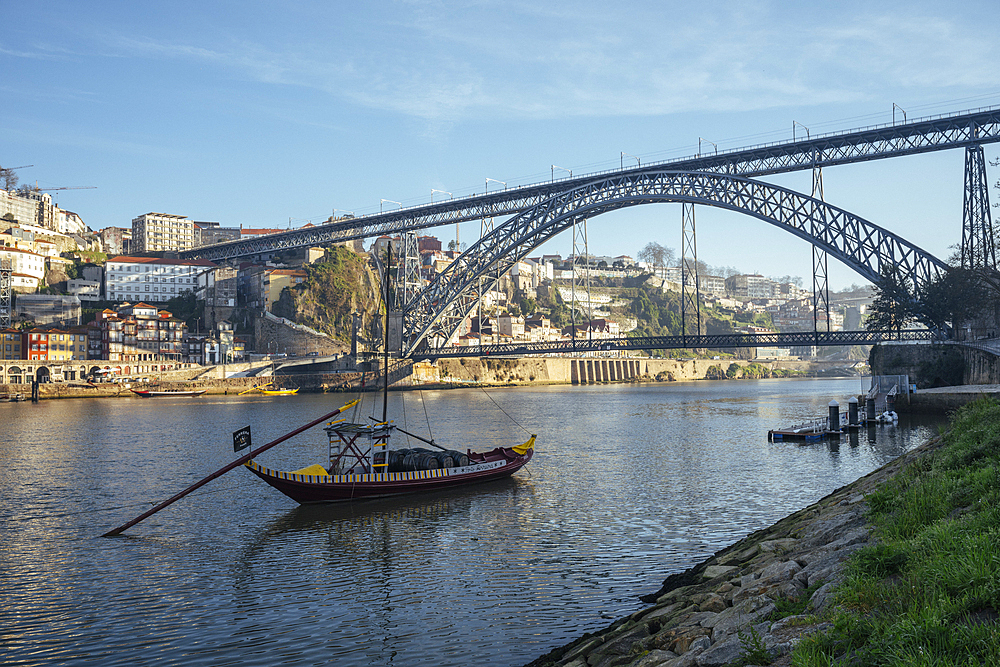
left=194, top=222, right=241, bottom=247
left=726, top=274, right=775, bottom=299
left=131, top=213, right=195, bottom=253
left=98, top=227, right=132, bottom=256
left=15, top=294, right=82, bottom=326
left=195, top=266, right=238, bottom=328
left=0, top=246, right=45, bottom=292
left=104, top=256, right=217, bottom=304
left=1, top=188, right=84, bottom=233
left=242, top=266, right=307, bottom=311
left=94, top=303, right=187, bottom=363
left=22, top=327, right=88, bottom=362
left=68, top=279, right=102, bottom=302
left=1, top=328, right=22, bottom=360
left=699, top=275, right=726, bottom=296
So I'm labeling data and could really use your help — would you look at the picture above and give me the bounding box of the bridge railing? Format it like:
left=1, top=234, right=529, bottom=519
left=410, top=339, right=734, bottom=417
left=411, top=329, right=938, bottom=360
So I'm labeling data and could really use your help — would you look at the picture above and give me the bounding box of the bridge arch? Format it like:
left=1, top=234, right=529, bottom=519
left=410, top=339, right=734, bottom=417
left=402, top=170, right=947, bottom=356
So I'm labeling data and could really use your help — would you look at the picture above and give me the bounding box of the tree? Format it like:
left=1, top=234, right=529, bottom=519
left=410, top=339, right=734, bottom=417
left=866, top=266, right=917, bottom=334
left=636, top=242, right=676, bottom=273
left=914, top=267, right=989, bottom=335
left=0, top=166, right=19, bottom=192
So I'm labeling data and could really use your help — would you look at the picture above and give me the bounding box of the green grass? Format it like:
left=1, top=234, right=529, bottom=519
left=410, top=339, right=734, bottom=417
left=792, top=397, right=1000, bottom=667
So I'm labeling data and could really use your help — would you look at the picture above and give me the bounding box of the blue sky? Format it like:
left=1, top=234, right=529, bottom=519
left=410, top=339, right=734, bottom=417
left=3, top=0, right=1000, bottom=289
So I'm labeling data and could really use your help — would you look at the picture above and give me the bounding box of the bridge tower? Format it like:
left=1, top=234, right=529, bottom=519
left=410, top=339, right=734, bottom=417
left=961, top=145, right=996, bottom=272
left=400, top=232, right=421, bottom=310
left=680, top=203, right=701, bottom=336
left=810, top=152, right=831, bottom=333
left=0, top=259, right=10, bottom=328
left=571, top=219, right=592, bottom=346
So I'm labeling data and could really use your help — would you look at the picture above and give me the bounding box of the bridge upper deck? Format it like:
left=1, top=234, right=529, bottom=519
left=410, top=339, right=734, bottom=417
left=181, top=106, right=1000, bottom=263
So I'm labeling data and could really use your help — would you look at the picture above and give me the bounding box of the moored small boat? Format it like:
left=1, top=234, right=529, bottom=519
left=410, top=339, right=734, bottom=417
left=130, top=388, right=207, bottom=398
left=244, top=424, right=534, bottom=503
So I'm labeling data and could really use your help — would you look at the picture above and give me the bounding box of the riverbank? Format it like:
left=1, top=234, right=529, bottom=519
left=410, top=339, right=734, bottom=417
left=525, top=398, right=999, bottom=667
left=0, top=355, right=860, bottom=400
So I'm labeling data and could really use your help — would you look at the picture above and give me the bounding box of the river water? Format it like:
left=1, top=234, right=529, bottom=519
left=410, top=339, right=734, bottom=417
left=0, top=378, right=944, bottom=666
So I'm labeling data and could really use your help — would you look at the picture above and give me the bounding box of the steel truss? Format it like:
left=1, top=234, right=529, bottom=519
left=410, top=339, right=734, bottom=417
left=0, top=259, right=11, bottom=328
left=412, top=329, right=936, bottom=360
left=181, top=107, right=1000, bottom=263
left=961, top=145, right=996, bottom=271
left=400, top=171, right=947, bottom=357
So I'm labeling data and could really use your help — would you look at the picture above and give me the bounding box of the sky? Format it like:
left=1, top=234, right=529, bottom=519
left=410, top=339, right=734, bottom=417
left=3, top=0, right=1000, bottom=290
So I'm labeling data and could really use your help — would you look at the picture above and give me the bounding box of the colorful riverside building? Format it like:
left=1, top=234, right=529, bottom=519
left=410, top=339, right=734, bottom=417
left=1, top=328, right=23, bottom=360
left=94, top=303, right=187, bottom=364
left=19, top=327, right=88, bottom=361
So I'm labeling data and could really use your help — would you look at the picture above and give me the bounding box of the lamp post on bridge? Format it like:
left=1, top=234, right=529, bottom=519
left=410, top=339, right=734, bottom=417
left=698, top=138, right=717, bottom=157
left=485, top=178, right=506, bottom=192
left=380, top=199, right=402, bottom=214
left=430, top=189, right=452, bottom=202
left=621, top=152, right=640, bottom=169
left=551, top=165, right=572, bottom=182
left=893, top=103, right=906, bottom=125
left=793, top=121, right=810, bottom=141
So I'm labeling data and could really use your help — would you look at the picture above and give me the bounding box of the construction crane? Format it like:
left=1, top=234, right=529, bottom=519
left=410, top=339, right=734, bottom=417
left=30, top=183, right=97, bottom=192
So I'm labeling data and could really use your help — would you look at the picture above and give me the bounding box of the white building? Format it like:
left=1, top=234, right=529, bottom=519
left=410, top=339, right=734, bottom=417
left=104, top=256, right=217, bottom=304
left=68, top=279, right=102, bottom=302
left=0, top=246, right=45, bottom=291
left=131, top=212, right=195, bottom=253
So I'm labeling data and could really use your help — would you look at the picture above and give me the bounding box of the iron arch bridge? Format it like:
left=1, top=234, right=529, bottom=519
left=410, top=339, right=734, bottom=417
left=401, top=170, right=947, bottom=357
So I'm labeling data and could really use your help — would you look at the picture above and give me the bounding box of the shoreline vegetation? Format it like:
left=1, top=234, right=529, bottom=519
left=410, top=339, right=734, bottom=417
left=524, top=398, right=1000, bottom=667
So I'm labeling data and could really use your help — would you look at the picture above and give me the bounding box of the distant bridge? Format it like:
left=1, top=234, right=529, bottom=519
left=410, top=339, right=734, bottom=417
left=411, top=329, right=936, bottom=360
left=177, top=106, right=998, bottom=359
left=181, top=106, right=1000, bottom=263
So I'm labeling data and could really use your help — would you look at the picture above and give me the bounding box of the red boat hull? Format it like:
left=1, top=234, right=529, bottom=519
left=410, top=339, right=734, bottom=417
left=244, top=445, right=533, bottom=503
left=130, top=389, right=207, bottom=397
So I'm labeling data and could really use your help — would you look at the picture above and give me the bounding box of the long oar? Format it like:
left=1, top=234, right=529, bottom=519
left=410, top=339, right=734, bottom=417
left=102, top=399, right=360, bottom=537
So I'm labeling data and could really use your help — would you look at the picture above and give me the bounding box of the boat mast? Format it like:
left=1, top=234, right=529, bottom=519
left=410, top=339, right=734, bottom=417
left=382, top=242, right=391, bottom=423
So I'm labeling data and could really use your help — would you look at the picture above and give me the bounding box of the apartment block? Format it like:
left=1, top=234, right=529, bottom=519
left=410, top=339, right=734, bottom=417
left=131, top=212, right=195, bottom=253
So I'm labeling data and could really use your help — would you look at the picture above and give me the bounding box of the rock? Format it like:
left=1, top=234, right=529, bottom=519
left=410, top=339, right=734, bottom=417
left=661, top=647, right=705, bottom=667
left=800, top=509, right=864, bottom=547
left=758, top=538, right=798, bottom=553
left=702, top=565, right=738, bottom=580
left=758, top=560, right=802, bottom=584
left=697, top=595, right=727, bottom=613
left=825, top=527, right=870, bottom=552
left=809, top=581, right=839, bottom=613
left=688, top=636, right=711, bottom=652
left=703, top=595, right=776, bottom=641
left=627, top=649, right=678, bottom=667
left=693, top=634, right=744, bottom=666
left=637, top=601, right=685, bottom=623
left=589, top=624, right=651, bottom=663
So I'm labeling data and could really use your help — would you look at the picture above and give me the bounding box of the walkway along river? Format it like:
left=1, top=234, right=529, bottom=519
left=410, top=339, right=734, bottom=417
left=0, top=379, right=943, bottom=666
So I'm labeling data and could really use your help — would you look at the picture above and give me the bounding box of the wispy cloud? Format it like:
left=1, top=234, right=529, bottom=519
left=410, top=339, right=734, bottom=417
left=76, top=2, right=1000, bottom=123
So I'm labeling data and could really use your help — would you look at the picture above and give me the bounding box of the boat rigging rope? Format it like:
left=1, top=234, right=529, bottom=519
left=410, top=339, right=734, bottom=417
left=419, top=390, right=434, bottom=443
left=479, top=386, right=532, bottom=436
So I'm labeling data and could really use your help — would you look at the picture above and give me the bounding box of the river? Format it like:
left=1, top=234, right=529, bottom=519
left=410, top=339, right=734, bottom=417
left=0, top=378, right=944, bottom=666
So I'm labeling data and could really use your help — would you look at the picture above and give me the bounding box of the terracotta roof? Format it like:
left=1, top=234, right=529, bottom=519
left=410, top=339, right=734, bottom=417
left=107, top=256, right=217, bottom=268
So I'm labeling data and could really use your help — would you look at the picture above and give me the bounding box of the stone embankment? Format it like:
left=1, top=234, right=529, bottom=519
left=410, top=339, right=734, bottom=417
left=526, top=436, right=946, bottom=667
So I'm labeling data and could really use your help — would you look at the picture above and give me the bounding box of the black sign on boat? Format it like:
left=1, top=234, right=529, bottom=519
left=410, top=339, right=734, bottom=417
left=233, top=426, right=252, bottom=452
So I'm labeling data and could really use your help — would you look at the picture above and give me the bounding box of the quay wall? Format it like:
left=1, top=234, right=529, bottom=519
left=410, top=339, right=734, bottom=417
left=431, top=357, right=781, bottom=385
left=869, top=341, right=1000, bottom=387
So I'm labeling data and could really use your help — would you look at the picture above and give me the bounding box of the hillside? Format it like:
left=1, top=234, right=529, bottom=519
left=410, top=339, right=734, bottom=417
left=271, top=246, right=381, bottom=343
